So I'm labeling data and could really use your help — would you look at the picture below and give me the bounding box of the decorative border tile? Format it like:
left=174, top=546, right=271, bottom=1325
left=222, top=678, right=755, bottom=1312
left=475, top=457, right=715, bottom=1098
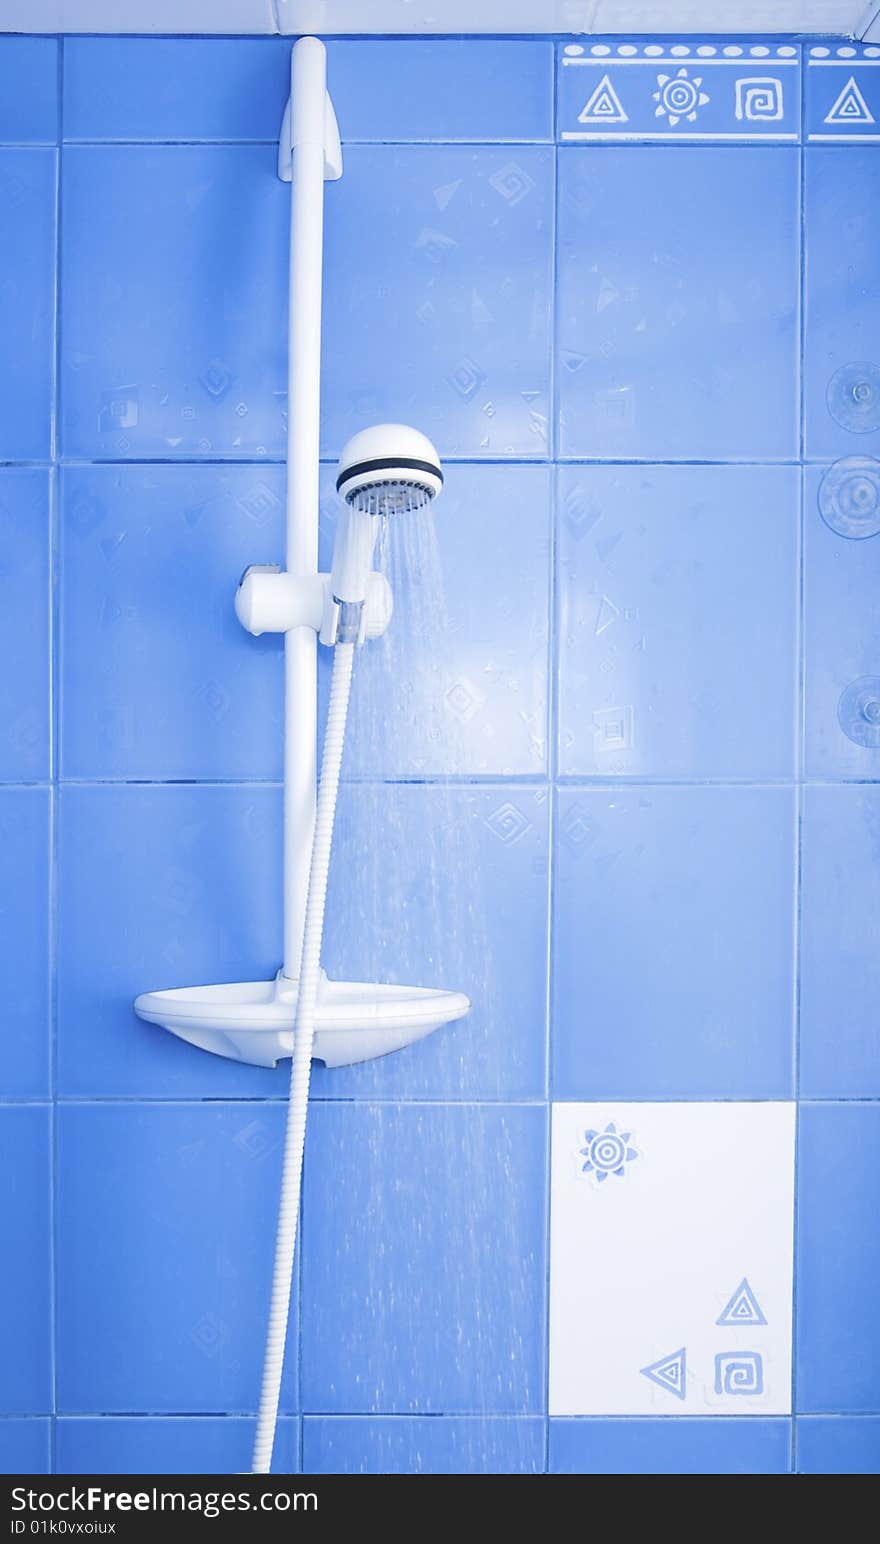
left=549, top=1102, right=795, bottom=1416
left=558, top=40, right=800, bottom=143
left=806, top=43, right=880, bottom=143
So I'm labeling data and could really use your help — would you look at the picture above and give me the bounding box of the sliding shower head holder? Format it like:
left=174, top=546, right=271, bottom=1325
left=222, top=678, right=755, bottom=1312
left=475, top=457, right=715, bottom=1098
left=234, top=564, right=393, bottom=644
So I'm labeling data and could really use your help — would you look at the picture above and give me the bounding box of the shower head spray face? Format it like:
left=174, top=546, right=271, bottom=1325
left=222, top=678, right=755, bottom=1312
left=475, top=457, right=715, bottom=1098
left=329, top=425, right=443, bottom=625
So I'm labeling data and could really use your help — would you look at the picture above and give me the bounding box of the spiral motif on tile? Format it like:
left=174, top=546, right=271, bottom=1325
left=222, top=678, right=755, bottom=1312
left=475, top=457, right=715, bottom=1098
left=714, top=1351, right=763, bottom=1395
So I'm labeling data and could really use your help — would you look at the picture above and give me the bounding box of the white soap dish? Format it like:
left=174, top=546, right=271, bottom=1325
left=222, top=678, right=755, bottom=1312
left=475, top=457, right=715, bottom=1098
left=134, top=970, right=470, bottom=1069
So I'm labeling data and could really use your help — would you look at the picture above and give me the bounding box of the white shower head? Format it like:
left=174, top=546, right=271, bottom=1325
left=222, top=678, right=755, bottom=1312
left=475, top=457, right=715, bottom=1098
left=336, top=423, right=443, bottom=517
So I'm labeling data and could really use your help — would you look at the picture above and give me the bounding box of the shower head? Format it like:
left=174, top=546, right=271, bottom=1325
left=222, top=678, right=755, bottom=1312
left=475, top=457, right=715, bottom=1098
left=336, top=423, right=443, bottom=517
left=329, top=425, right=443, bottom=633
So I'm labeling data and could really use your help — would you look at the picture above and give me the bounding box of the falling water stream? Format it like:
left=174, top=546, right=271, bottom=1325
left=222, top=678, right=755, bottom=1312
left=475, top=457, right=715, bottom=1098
left=300, top=506, right=544, bottom=1473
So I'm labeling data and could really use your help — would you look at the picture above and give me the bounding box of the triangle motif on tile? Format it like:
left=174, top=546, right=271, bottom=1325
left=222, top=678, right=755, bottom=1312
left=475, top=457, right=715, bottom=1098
left=716, top=1277, right=768, bottom=1327
left=578, top=74, right=628, bottom=125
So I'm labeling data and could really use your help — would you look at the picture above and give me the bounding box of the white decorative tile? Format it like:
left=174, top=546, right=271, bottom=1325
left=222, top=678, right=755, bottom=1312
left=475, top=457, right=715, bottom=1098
left=549, top=1102, right=795, bottom=1416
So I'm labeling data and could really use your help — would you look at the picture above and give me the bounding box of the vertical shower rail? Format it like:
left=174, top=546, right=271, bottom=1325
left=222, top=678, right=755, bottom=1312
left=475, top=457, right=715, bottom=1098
left=280, top=36, right=342, bottom=980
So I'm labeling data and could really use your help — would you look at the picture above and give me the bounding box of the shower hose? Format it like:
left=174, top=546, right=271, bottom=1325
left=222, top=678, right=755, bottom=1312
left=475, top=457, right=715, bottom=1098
left=251, top=639, right=356, bottom=1474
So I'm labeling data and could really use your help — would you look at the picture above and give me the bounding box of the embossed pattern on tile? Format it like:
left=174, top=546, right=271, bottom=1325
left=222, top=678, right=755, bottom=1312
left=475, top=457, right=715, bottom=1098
left=556, top=464, right=798, bottom=780
left=553, top=787, right=795, bottom=1100
left=321, top=145, right=553, bottom=459
left=558, top=40, right=800, bottom=143
left=557, top=145, right=799, bottom=461
left=61, top=464, right=286, bottom=780
left=549, top=1102, right=796, bottom=1416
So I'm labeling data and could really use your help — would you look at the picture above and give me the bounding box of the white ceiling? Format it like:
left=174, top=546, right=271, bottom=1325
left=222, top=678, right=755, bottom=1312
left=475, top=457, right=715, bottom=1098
left=0, top=0, right=876, bottom=35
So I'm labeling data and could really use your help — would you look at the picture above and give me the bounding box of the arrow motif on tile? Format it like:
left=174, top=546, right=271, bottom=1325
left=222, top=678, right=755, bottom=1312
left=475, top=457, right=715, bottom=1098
left=640, top=1346, right=687, bottom=1400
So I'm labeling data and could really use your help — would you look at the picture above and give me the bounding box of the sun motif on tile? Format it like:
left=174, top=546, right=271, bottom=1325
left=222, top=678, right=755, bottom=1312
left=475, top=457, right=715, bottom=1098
left=653, top=68, right=710, bottom=126
left=580, top=1121, right=638, bottom=1183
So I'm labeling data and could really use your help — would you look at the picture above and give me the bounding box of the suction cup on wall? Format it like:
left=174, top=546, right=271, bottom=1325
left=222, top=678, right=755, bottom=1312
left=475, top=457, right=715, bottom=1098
left=838, top=676, right=880, bottom=750
left=818, top=456, right=880, bottom=539
left=826, top=363, right=880, bottom=435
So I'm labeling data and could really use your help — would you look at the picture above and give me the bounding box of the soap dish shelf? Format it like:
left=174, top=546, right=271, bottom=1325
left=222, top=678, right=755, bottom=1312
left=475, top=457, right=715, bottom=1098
left=134, top=971, right=470, bottom=1069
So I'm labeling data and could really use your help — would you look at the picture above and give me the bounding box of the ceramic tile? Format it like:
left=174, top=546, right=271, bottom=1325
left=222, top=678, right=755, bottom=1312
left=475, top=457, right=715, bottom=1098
left=301, top=1103, right=547, bottom=1413
left=0, top=1108, right=52, bottom=1414
left=60, top=464, right=285, bottom=780
left=800, top=788, right=880, bottom=1098
left=556, top=464, right=798, bottom=779
left=302, top=1417, right=544, bottom=1474
left=797, top=1104, right=880, bottom=1413
left=553, top=787, right=796, bottom=1100
left=0, top=790, right=50, bottom=1099
left=557, top=145, right=799, bottom=460
left=0, top=469, right=50, bottom=783
left=0, top=148, right=55, bottom=460
left=804, top=149, right=880, bottom=461
left=550, top=1416, right=791, bottom=1473
left=55, top=1416, right=299, bottom=1475
left=56, top=1104, right=298, bottom=1414
left=549, top=1101, right=795, bottom=1415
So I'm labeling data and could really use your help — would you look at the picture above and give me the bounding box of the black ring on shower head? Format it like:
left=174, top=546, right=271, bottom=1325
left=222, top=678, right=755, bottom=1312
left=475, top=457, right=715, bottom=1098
left=336, top=455, right=444, bottom=492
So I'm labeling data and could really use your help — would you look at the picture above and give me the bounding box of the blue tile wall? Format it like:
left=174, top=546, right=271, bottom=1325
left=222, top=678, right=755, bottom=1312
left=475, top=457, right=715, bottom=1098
left=553, top=787, right=796, bottom=1100
left=0, top=30, right=877, bottom=1478
left=0, top=1421, right=51, bottom=1476
left=556, top=144, right=799, bottom=461
left=302, top=1417, right=545, bottom=1474
left=0, top=147, right=56, bottom=460
left=300, top=1103, right=547, bottom=1414
left=797, top=1417, right=880, bottom=1475
left=55, top=1417, right=299, bottom=1475
left=0, top=1108, right=52, bottom=1414
left=796, top=1104, right=880, bottom=1415
left=549, top=1418, right=792, bottom=1475
left=0, top=470, right=51, bottom=783
left=56, top=1104, right=298, bottom=1414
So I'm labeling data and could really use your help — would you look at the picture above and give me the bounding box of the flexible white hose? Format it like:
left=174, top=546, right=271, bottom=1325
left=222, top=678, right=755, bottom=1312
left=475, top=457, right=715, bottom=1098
left=251, top=640, right=356, bottom=1474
